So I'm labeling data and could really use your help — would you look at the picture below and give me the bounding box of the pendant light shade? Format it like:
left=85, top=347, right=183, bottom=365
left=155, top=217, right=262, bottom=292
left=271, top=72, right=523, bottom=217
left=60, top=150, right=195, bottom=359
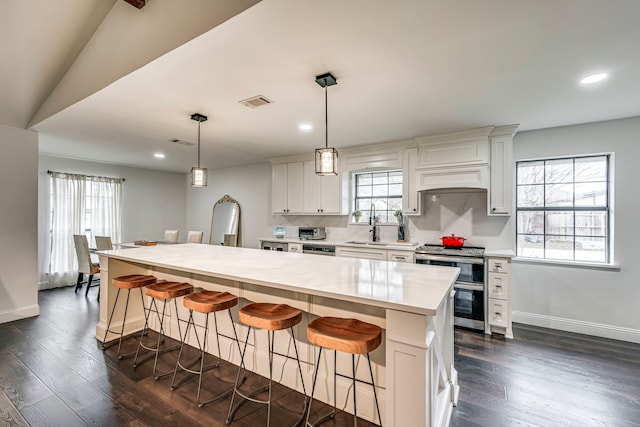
left=190, top=113, right=208, bottom=187
left=315, top=72, right=338, bottom=176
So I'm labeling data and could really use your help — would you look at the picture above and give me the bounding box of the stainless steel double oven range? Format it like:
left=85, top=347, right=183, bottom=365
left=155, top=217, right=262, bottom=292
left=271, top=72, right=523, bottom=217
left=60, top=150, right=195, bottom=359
left=414, top=244, right=486, bottom=331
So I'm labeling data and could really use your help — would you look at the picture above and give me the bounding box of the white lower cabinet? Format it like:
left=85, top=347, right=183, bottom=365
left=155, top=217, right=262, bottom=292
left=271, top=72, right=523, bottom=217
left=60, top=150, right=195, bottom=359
left=336, top=247, right=387, bottom=260
left=288, top=243, right=302, bottom=253
left=387, top=251, right=415, bottom=263
left=486, top=256, right=513, bottom=338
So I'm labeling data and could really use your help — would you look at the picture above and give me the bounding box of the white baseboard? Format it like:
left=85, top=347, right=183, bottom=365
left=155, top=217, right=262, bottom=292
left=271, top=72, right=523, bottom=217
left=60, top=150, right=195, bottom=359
left=512, top=311, right=640, bottom=344
left=0, top=304, right=40, bottom=324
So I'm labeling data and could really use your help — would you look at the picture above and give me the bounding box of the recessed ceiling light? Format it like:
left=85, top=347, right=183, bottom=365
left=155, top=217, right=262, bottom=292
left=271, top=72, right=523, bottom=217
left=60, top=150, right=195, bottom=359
left=299, top=123, right=313, bottom=132
left=580, top=73, right=608, bottom=85
left=154, top=153, right=165, bottom=159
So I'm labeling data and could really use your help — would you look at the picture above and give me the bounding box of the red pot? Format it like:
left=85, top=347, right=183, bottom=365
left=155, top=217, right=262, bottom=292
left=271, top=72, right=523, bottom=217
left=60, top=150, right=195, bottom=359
left=440, top=234, right=466, bottom=248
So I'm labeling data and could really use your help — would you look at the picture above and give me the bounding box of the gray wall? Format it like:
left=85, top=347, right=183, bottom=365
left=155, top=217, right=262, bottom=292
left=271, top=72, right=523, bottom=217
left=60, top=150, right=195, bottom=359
left=185, top=162, right=272, bottom=248
left=38, top=155, right=187, bottom=287
left=510, top=116, right=640, bottom=342
left=0, top=125, right=39, bottom=323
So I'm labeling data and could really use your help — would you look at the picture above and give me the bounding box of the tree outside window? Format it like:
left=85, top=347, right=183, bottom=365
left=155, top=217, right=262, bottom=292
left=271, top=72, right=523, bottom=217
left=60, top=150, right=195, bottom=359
left=516, top=155, right=610, bottom=263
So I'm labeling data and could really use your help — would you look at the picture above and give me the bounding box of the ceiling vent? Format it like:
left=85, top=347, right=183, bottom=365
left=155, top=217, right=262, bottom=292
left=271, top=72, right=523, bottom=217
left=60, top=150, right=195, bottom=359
left=239, top=95, right=273, bottom=108
left=123, top=0, right=146, bottom=9
left=170, top=139, right=196, bottom=147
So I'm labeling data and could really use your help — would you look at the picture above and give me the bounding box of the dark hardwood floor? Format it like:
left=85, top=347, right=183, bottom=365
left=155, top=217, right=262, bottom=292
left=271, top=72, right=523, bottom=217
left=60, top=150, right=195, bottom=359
left=1, top=287, right=639, bottom=426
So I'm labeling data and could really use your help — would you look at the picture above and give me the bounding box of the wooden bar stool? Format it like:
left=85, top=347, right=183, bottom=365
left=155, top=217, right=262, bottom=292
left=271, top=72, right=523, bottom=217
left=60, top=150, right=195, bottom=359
left=132, top=281, right=193, bottom=379
left=170, top=290, right=242, bottom=407
left=305, top=317, right=383, bottom=427
left=102, top=274, right=157, bottom=358
left=227, top=303, right=308, bottom=427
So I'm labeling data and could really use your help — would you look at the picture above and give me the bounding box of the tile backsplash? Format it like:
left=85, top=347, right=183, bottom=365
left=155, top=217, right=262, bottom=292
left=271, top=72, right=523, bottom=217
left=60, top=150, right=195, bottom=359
left=271, top=190, right=512, bottom=250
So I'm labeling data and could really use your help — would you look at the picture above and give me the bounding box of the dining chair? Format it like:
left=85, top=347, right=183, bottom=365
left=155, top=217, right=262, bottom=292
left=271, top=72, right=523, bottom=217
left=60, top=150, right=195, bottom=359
left=73, top=234, right=100, bottom=297
left=95, top=236, right=113, bottom=251
left=187, top=230, right=203, bottom=244
left=164, top=229, right=179, bottom=243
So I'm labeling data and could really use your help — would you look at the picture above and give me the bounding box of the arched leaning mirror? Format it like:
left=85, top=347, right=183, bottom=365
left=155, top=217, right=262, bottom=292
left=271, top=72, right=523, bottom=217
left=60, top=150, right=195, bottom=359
left=209, top=194, right=241, bottom=246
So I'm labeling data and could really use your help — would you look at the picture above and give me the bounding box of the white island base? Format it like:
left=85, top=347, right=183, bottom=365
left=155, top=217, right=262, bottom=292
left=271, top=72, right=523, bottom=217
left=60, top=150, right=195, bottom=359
left=97, top=244, right=459, bottom=427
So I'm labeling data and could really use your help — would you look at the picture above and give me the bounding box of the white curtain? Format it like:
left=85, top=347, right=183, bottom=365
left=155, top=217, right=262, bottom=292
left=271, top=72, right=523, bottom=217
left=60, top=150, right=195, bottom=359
left=46, top=172, right=122, bottom=289
left=89, top=176, right=122, bottom=245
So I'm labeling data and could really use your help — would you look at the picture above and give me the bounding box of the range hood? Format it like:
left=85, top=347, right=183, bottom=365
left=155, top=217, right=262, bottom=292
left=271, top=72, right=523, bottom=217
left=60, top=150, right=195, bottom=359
left=414, top=164, right=489, bottom=192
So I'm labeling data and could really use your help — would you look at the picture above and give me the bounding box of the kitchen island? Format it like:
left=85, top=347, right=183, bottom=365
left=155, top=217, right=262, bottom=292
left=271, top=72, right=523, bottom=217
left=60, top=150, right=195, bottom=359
left=97, top=243, right=459, bottom=427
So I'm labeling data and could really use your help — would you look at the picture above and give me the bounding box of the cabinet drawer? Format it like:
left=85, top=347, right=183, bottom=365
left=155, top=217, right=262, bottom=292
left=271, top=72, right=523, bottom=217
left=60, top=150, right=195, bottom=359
left=387, top=251, right=415, bottom=263
left=488, top=272, right=509, bottom=300
left=488, top=258, right=510, bottom=274
left=288, top=243, right=302, bottom=253
left=488, top=298, right=510, bottom=328
left=336, top=247, right=387, bottom=260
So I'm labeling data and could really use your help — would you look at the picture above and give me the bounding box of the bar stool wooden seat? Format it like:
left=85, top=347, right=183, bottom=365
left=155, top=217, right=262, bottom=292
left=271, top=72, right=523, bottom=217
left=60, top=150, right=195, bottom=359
left=305, top=317, right=383, bottom=427
left=102, top=274, right=157, bottom=358
left=133, top=281, right=193, bottom=379
left=227, top=303, right=308, bottom=427
left=170, top=290, right=242, bottom=407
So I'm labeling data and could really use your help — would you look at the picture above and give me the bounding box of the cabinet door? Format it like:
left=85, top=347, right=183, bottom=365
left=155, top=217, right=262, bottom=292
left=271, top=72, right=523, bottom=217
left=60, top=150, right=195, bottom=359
left=488, top=135, right=512, bottom=216
left=303, top=160, right=341, bottom=214
left=402, top=148, right=421, bottom=215
left=303, top=161, right=321, bottom=213
left=286, top=162, right=304, bottom=214
left=320, top=173, right=341, bottom=213
left=272, top=164, right=289, bottom=214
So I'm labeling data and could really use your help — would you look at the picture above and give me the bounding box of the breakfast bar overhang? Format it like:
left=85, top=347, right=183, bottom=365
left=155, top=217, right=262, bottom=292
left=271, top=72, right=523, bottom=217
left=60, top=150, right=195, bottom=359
left=96, top=243, right=460, bottom=427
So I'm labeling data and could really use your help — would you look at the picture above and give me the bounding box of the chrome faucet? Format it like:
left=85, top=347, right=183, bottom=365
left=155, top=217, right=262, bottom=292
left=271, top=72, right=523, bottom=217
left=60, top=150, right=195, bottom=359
left=369, top=205, right=380, bottom=242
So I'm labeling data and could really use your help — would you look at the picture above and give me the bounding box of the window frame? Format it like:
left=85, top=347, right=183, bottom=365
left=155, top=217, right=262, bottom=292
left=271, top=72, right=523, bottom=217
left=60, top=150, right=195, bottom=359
left=352, top=169, right=403, bottom=224
left=515, top=153, right=612, bottom=264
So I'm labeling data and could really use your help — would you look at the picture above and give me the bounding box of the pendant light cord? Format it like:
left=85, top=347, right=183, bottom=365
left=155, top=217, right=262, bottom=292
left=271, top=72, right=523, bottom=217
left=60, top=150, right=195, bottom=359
left=324, top=85, right=329, bottom=149
left=197, top=120, right=201, bottom=168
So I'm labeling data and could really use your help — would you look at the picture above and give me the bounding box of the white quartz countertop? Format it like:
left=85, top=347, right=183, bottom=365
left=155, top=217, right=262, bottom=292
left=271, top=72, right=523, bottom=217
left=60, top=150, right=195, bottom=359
left=484, top=249, right=516, bottom=258
left=258, top=237, right=419, bottom=251
left=101, top=243, right=458, bottom=316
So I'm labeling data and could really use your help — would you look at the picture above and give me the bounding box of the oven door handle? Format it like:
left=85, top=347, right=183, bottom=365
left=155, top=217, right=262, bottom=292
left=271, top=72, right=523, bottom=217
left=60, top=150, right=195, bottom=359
left=454, top=282, right=485, bottom=291
left=416, top=254, right=485, bottom=265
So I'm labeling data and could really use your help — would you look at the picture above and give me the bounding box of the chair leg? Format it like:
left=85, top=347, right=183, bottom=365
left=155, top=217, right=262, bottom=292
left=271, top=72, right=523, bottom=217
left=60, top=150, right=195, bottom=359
left=85, top=274, right=94, bottom=296
left=75, top=273, right=83, bottom=293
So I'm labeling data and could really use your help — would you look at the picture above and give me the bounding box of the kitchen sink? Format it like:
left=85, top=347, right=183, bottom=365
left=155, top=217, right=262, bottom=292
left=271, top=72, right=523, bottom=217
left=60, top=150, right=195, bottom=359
left=345, top=241, right=389, bottom=246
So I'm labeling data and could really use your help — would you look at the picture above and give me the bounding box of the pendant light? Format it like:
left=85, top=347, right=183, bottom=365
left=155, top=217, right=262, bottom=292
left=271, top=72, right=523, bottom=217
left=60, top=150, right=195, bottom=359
left=315, top=72, right=338, bottom=176
left=190, top=113, right=208, bottom=187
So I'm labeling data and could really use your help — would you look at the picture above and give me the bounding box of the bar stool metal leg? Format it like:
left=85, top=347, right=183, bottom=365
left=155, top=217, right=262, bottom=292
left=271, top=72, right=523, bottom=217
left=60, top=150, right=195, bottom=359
left=102, top=287, right=147, bottom=359
left=133, top=285, right=191, bottom=379
left=226, top=325, right=307, bottom=427
left=171, top=308, right=243, bottom=407
left=133, top=297, right=181, bottom=378
left=305, top=317, right=383, bottom=427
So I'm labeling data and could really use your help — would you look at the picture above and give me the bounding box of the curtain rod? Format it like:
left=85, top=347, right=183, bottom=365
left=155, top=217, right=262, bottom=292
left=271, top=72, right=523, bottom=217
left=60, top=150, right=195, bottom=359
left=47, top=170, right=125, bottom=182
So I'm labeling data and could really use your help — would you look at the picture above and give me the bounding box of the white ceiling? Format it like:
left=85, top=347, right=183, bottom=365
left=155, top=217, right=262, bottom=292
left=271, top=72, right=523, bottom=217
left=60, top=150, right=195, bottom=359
left=6, top=0, right=640, bottom=173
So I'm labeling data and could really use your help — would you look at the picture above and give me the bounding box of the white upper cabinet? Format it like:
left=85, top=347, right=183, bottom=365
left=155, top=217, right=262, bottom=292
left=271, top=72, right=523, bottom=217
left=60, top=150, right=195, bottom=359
left=403, top=148, right=421, bottom=215
left=271, top=162, right=304, bottom=214
left=303, top=160, right=341, bottom=214
left=488, top=125, right=517, bottom=216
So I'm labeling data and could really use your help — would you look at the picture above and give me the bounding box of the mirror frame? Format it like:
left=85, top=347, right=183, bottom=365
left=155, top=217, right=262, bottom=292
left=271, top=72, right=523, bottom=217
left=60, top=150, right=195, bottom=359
left=209, top=194, right=241, bottom=246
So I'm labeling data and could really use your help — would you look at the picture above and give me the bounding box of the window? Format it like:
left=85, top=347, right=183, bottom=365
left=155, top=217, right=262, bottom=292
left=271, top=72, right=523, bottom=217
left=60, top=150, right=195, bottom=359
left=47, top=172, right=123, bottom=287
left=353, top=170, right=403, bottom=223
left=516, top=155, right=610, bottom=263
